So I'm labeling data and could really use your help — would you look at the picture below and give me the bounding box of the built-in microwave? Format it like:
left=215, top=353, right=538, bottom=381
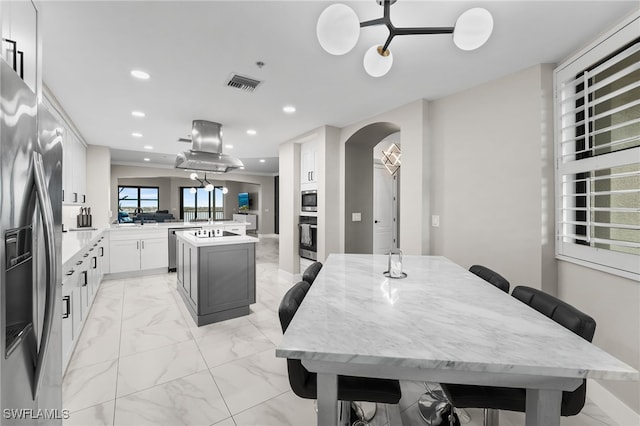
left=301, top=189, right=317, bottom=212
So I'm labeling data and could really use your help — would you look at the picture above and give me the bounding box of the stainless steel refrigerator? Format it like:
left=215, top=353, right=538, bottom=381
left=0, top=57, right=63, bottom=424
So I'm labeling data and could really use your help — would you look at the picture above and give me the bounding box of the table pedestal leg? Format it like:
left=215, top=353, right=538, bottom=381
left=525, top=389, right=561, bottom=426
left=317, top=373, right=339, bottom=426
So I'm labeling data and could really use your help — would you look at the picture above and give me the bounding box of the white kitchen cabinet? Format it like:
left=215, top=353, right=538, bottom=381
left=61, top=231, right=108, bottom=372
left=1, top=0, right=38, bottom=92
left=109, top=240, right=140, bottom=274
left=109, top=230, right=168, bottom=274
left=63, top=132, right=87, bottom=204
left=42, top=95, right=87, bottom=205
left=139, top=237, right=168, bottom=270
left=300, top=141, right=318, bottom=186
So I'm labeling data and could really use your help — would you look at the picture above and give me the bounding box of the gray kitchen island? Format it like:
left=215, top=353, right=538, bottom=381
left=175, top=229, right=259, bottom=326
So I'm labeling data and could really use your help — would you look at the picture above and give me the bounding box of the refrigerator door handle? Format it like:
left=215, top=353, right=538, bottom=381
left=32, top=151, right=58, bottom=399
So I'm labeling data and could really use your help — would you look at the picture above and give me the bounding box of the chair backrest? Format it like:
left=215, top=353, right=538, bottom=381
left=511, top=286, right=596, bottom=341
left=302, top=261, right=323, bottom=285
left=511, top=286, right=596, bottom=416
left=279, top=281, right=311, bottom=333
left=469, top=264, right=510, bottom=293
left=278, top=281, right=317, bottom=399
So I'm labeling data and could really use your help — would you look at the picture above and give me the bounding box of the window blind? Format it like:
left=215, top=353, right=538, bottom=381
left=555, top=20, right=640, bottom=278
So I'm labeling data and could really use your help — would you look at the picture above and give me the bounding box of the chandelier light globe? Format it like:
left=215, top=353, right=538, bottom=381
left=363, top=45, right=393, bottom=77
left=222, top=187, right=229, bottom=195
left=204, top=183, right=214, bottom=192
left=190, top=172, right=199, bottom=180
left=453, top=8, right=494, bottom=51
left=189, top=187, right=197, bottom=194
left=316, top=3, right=360, bottom=55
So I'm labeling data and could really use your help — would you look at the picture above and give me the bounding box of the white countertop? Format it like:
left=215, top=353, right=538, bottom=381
left=61, top=228, right=106, bottom=266
left=277, top=254, right=639, bottom=382
left=108, top=220, right=249, bottom=232
left=176, top=230, right=258, bottom=247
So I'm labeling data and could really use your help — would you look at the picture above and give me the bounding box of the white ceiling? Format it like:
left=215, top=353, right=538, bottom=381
left=41, top=0, right=638, bottom=175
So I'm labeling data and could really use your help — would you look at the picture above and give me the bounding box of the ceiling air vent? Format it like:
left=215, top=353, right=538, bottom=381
left=226, top=73, right=261, bottom=92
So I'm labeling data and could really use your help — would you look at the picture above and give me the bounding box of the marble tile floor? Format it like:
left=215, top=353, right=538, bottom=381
left=63, top=235, right=620, bottom=426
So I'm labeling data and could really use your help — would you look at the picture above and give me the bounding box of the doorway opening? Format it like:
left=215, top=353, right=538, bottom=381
left=344, top=122, right=400, bottom=254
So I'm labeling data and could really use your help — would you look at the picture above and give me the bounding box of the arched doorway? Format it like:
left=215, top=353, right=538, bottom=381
left=344, top=122, right=400, bottom=253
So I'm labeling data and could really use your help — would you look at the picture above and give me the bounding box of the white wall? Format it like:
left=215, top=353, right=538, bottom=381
left=85, top=145, right=111, bottom=227
left=339, top=99, right=430, bottom=256
left=278, top=140, right=300, bottom=274
left=559, top=254, right=640, bottom=415
left=429, top=64, right=556, bottom=292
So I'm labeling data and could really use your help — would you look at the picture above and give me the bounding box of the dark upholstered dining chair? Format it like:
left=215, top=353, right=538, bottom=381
left=418, top=265, right=511, bottom=425
left=278, top=281, right=402, bottom=425
left=302, top=261, right=323, bottom=285
left=469, top=265, right=510, bottom=293
left=440, top=286, right=597, bottom=426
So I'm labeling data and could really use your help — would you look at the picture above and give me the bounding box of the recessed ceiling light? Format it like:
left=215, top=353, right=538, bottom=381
left=259, top=159, right=266, bottom=163
left=240, top=166, right=245, bottom=170
left=132, top=132, right=143, bottom=138
left=132, top=111, right=146, bottom=117
left=143, top=145, right=153, bottom=150
left=225, top=144, right=233, bottom=149
left=283, top=105, right=296, bottom=114
left=130, top=69, right=150, bottom=80
left=143, top=158, right=150, bottom=162
left=246, top=129, right=257, bottom=135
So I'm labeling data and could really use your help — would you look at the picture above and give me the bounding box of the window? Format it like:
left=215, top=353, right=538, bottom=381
left=555, top=16, right=639, bottom=279
left=180, top=187, right=224, bottom=221
left=118, top=186, right=159, bottom=214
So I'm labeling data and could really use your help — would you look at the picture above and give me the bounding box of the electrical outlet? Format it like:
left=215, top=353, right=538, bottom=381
left=352, top=212, right=361, bottom=222
left=432, top=215, right=440, bottom=227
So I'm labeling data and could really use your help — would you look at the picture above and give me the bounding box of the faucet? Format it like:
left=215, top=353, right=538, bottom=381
left=134, top=207, right=144, bottom=225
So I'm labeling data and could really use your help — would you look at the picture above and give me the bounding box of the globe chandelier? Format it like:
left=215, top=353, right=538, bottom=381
left=316, top=0, right=494, bottom=77
left=189, top=172, right=229, bottom=195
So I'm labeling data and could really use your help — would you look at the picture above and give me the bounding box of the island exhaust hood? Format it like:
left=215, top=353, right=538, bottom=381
left=175, top=120, right=244, bottom=173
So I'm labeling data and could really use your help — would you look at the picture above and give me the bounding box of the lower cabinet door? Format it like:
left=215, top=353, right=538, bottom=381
left=61, top=288, right=73, bottom=364
left=140, top=237, right=168, bottom=270
left=110, top=239, right=141, bottom=273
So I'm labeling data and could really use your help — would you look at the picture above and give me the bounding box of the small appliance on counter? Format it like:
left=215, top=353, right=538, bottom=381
left=77, top=206, right=92, bottom=228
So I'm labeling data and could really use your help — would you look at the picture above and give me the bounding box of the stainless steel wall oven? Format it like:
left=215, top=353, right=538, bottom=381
left=298, top=216, right=317, bottom=261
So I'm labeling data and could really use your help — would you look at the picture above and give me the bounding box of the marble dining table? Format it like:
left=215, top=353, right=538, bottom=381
left=276, top=254, right=639, bottom=426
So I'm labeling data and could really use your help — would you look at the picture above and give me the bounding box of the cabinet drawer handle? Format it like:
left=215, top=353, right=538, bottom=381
left=73, top=192, right=78, bottom=203
left=142, top=241, right=145, bottom=249
left=62, top=296, right=71, bottom=319
left=82, top=271, right=88, bottom=286
left=137, top=241, right=139, bottom=250
left=92, top=257, right=97, bottom=269
left=100, top=247, right=104, bottom=257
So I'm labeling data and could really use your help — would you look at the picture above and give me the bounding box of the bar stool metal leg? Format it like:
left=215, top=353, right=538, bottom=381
left=483, top=408, right=499, bottom=426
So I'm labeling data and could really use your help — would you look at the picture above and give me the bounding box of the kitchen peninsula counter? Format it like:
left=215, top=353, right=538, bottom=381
left=175, top=230, right=258, bottom=326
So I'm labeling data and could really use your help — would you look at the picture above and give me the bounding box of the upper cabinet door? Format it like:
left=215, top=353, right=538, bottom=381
left=300, top=141, right=318, bottom=186
left=1, top=1, right=38, bottom=92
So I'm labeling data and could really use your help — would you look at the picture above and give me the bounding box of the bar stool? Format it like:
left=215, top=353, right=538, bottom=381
left=302, top=261, right=323, bottom=285
left=441, top=286, right=596, bottom=426
left=279, top=281, right=402, bottom=425
left=418, top=265, right=511, bottom=425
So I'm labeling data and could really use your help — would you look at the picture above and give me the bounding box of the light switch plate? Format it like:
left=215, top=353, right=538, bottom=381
left=352, top=212, right=361, bottom=222
left=432, top=215, right=440, bottom=227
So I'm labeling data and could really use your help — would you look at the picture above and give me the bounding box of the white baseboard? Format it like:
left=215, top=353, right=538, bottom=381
left=588, top=380, right=640, bottom=426
left=258, top=233, right=279, bottom=239
left=278, top=268, right=297, bottom=283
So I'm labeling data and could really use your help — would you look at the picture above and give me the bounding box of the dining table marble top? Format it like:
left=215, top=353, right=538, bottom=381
left=276, top=254, right=638, bottom=383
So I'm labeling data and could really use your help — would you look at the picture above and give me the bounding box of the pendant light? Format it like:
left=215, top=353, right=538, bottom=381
left=316, top=0, right=494, bottom=77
